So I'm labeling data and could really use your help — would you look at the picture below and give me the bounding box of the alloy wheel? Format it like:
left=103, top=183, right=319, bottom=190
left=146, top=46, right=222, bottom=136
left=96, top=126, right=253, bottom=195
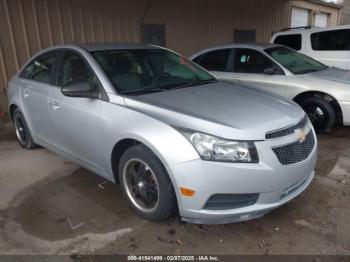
left=305, top=105, right=326, bottom=131
left=123, top=158, right=160, bottom=213
left=14, top=115, right=27, bottom=144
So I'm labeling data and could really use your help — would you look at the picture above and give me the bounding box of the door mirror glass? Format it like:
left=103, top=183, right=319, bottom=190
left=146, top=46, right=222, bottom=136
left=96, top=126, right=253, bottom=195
left=58, top=51, right=101, bottom=99
left=263, top=67, right=277, bottom=75
left=61, top=80, right=99, bottom=98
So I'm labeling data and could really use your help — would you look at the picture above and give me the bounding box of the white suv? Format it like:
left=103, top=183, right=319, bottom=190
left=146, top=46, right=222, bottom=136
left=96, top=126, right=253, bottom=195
left=271, top=25, right=350, bottom=70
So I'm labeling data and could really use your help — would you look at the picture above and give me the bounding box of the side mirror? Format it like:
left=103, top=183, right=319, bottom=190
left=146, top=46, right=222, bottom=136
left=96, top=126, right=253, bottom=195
left=61, top=81, right=99, bottom=99
left=263, top=67, right=277, bottom=75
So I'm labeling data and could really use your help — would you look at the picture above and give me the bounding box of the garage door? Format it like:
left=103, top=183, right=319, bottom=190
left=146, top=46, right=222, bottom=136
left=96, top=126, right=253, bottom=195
left=291, top=7, right=309, bottom=27
left=315, top=13, right=328, bottom=27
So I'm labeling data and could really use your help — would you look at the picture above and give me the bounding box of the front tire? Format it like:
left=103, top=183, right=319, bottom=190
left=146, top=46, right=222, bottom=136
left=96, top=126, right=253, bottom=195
left=118, top=144, right=177, bottom=221
left=13, top=109, right=38, bottom=149
left=299, top=96, right=335, bottom=133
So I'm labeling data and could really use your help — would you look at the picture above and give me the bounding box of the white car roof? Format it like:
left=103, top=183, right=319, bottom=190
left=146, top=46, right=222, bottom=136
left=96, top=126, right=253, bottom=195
left=189, top=43, right=282, bottom=60
left=273, top=24, right=350, bottom=35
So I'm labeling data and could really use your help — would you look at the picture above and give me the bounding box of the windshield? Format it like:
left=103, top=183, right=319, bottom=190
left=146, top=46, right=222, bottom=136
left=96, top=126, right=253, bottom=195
left=265, top=47, right=328, bottom=75
left=92, top=49, right=216, bottom=95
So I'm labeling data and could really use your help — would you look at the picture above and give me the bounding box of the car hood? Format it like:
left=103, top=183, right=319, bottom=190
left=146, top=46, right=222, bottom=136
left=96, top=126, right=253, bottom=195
left=124, top=82, right=305, bottom=140
left=307, top=67, right=350, bottom=84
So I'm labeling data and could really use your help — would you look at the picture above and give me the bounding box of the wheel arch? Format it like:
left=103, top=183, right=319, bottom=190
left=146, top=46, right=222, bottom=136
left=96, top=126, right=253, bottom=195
left=9, top=104, right=18, bottom=122
left=110, top=136, right=184, bottom=212
left=293, top=91, right=343, bottom=123
left=111, top=138, right=141, bottom=183
left=110, top=136, right=177, bottom=185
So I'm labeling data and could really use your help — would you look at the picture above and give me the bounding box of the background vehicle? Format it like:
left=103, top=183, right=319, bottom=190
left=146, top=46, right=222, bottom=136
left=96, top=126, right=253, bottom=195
left=190, top=43, right=350, bottom=133
left=7, top=43, right=316, bottom=224
left=271, top=25, right=350, bottom=70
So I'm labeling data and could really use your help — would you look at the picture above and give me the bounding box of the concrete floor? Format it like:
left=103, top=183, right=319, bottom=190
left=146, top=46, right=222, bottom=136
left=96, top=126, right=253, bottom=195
left=0, top=123, right=349, bottom=255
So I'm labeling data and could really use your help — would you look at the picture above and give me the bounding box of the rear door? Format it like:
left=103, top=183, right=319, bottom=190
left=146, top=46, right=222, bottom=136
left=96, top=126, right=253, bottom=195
left=49, top=50, right=107, bottom=174
left=18, top=51, right=58, bottom=143
left=308, top=29, right=350, bottom=70
left=192, top=49, right=234, bottom=83
left=230, top=48, right=287, bottom=97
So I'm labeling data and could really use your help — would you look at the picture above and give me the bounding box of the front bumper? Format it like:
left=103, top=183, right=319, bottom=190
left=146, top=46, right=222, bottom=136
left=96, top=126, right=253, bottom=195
left=339, top=101, right=350, bottom=126
left=168, top=130, right=317, bottom=224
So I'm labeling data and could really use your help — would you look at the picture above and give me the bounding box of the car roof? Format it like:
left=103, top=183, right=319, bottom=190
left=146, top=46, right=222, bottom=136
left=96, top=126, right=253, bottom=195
left=75, top=43, right=159, bottom=51
left=274, top=24, right=350, bottom=35
left=189, top=43, right=282, bottom=58
left=41, top=43, right=161, bottom=53
left=216, top=42, right=279, bottom=50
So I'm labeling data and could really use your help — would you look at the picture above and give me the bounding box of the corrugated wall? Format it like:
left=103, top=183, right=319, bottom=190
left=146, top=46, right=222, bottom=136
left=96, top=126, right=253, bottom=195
left=0, top=0, right=291, bottom=114
left=0, top=0, right=149, bottom=114
left=340, top=0, right=350, bottom=25
left=145, top=0, right=292, bottom=55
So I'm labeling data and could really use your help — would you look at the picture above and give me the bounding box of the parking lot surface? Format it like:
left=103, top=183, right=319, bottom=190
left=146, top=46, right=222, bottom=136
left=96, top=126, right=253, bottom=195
left=0, top=124, right=349, bottom=255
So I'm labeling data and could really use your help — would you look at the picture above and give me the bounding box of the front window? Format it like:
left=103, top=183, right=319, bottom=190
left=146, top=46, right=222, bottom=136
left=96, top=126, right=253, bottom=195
left=233, top=49, right=275, bottom=74
left=92, top=49, right=216, bottom=95
left=58, top=52, right=95, bottom=87
left=265, top=47, right=327, bottom=75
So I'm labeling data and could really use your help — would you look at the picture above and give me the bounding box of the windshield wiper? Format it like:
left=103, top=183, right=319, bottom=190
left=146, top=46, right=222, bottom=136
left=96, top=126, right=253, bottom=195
left=119, top=87, right=167, bottom=95
left=169, top=79, right=218, bottom=90
left=296, top=69, right=319, bottom=74
left=119, top=79, right=218, bottom=94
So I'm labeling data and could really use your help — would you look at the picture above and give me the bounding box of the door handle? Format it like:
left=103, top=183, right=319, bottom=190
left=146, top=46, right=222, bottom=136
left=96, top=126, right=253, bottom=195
left=22, top=85, right=32, bottom=98
left=50, top=101, right=60, bottom=111
left=232, top=78, right=241, bottom=84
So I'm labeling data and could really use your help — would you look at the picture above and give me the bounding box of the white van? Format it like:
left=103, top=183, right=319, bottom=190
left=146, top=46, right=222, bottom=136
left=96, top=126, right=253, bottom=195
left=271, top=25, right=350, bottom=70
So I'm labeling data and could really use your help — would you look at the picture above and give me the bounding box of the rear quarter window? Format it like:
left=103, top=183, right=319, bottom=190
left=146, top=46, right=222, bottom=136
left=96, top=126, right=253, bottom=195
left=194, top=49, right=231, bottom=72
left=311, top=29, right=350, bottom=51
left=273, top=34, right=302, bottom=50
left=19, top=52, right=57, bottom=84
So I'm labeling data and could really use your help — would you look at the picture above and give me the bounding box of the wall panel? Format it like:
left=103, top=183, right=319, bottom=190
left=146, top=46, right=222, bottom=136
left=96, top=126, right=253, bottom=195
left=0, top=0, right=292, bottom=114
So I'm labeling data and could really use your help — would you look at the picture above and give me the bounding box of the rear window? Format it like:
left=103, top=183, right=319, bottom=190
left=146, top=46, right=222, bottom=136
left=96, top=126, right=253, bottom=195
left=311, top=29, right=350, bottom=51
left=274, top=34, right=302, bottom=50
left=194, top=49, right=231, bottom=71
left=19, top=51, right=57, bottom=84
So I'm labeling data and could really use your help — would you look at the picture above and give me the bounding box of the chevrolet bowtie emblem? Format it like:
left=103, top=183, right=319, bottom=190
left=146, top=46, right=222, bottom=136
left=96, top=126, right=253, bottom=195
left=295, top=129, right=307, bottom=143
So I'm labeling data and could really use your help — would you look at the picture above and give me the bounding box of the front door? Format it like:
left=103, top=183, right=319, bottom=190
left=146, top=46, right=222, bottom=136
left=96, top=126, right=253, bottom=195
left=49, top=51, right=107, bottom=175
left=230, top=48, right=287, bottom=97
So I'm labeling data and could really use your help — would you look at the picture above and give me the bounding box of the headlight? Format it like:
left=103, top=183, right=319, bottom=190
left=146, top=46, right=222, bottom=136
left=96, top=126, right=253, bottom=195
left=179, top=130, right=259, bottom=163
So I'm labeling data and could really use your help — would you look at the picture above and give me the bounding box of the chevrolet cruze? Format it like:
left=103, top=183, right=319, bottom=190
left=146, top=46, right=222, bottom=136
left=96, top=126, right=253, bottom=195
left=7, top=44, right=317, bottom=224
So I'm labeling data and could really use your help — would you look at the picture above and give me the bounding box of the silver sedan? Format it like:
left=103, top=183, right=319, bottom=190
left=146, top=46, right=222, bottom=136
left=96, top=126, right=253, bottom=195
left=190, top=43, right=350, bottom=133
left=7, top=44, right=317, bottom=224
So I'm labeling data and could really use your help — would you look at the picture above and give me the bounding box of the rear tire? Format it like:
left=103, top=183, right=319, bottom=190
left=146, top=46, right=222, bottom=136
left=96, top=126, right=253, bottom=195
left=118, top=144, right=177, bottom=221
left=299, top=96, right=335, bottom=133
left=13, top=109, right=38, bottom=149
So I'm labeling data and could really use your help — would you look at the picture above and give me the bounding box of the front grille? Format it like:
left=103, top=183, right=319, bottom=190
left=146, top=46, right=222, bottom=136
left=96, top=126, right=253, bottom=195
left=266, top=116, right=308, bottom=139
left=272, top=132, right=315, bottom=165
left=204, top=193, right=259, bottom=210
